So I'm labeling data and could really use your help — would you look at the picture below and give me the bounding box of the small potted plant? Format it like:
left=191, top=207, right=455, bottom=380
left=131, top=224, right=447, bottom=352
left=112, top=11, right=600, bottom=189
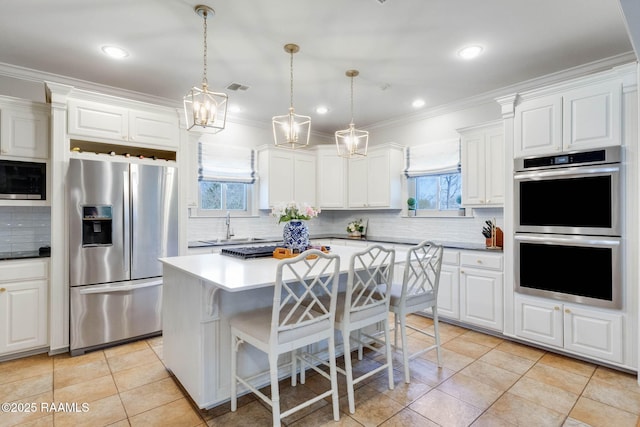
left=407, top=197, right=417, bottom=216
left=346, top=219, right=365, bottom=238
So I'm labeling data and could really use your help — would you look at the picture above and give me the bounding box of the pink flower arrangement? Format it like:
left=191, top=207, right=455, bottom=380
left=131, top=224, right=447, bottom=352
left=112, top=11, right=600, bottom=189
left=271, top=202, right=321, bottom=224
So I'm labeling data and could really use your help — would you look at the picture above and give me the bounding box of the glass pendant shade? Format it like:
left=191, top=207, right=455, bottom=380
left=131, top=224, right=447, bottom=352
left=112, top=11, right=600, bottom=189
left=272, top=44, right=311, bottom=149
left=183, top=5, right=227, bottom=133
left=335, top=70, right=368, bottom=158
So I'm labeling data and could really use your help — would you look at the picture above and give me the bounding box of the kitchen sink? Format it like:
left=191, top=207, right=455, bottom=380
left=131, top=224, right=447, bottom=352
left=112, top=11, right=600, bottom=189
left=199, top=237, right=268, bottom=245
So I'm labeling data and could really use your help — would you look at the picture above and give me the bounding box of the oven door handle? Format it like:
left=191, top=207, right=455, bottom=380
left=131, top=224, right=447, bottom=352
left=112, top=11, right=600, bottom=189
left=514, top=165, right=620, bottom=180
left=514, top=233, right=621, bottom=247
left=77, top=279, right=163, bottom=295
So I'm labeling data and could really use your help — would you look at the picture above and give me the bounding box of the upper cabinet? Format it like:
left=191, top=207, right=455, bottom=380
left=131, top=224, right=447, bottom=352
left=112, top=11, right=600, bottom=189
left=67, top=99, right=179, bottom=149
left=316, top=146, right=348, bottom=209
left=514, top=69, right=629, bottom=158
left=348, top=145, right=403, bottom=209
left=459, top=121, right=504, bottom=207
left=258, top=147, right=316, bottom=208
left=0, top=97, right=50, bottom=160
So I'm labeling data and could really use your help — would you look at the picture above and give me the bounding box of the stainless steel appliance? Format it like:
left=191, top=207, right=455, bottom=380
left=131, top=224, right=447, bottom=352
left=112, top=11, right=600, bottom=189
left=514, top=146, right=621, bottom=236
left=513, top=147, right=622, bottom=309
left=0, top=159, right=46, bottom=200
left=68, top=158, right=178, bottom=355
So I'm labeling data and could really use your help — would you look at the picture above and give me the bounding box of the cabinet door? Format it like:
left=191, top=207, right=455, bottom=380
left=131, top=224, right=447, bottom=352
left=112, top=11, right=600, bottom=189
left=265, top=150, right=294, bottom=207
left=366, top=150, right=391, bottom=207
left=484, top=129, right=504, bottom=205
left=0, top=107, right=49, bottom=159
left=563, top=81, right=621, bottom=151
left=514, top=95, right=562, bottom=157
left=514, top=295, right=563, bottom=348
left=317, top=150, right=347, bottom=208
left=68, top=99, right=128, bottom=141
left=0, top=280, right=48, bottom=355
left=437, top=264, right=460, bottom=319
left=461, top=133, right=485, bottom=205
left=129, top=110, right=179, bottom=148
left=564, top=304, right=623, bottom=364
left=459, top=267, right=503, bottom=331
left=293, top=152, right=316, bottom=205
left=348, top=157, right=368, bottom=208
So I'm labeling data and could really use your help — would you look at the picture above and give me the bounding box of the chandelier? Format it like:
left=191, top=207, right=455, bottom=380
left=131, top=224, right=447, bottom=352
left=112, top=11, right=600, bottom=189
left=335, top=70, right=368, bottom=158
left=272, top=44, right=311, bottom=149
left=183, top=5, right=228, bottom=132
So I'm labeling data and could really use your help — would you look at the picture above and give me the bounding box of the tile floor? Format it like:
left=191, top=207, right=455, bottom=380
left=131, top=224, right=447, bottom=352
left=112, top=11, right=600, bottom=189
left=1, top=315, right=640, bottom=426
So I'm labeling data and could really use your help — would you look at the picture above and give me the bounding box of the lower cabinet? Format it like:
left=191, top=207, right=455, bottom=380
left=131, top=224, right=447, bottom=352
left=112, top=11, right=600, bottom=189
left=459, top=252, right=504, bottom=331
left=515, top=294, right=623, bottom=364
left=0, top=259, right=49, bottom=356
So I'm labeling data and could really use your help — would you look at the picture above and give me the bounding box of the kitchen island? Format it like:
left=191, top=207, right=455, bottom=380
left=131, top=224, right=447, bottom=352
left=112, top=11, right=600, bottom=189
left=160, top=245, right=398, bottom=409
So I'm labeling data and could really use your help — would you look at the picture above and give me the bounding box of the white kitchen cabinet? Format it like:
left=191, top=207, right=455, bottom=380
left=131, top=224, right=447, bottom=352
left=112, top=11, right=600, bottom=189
left=0, top=98, right=49, bottom=160
left=348, top=145, right=403, bottom=209
left=258, top=147, right=316, bottom=209
left=514, top=294, right=623, bottom=364
left=437, top=252, right=460, bottom=319
left=459, top=251, right=503, bottom=331
left=68, top=99, right=179, bottom=148
left=0, top=259, right=49, bottom=356
left=514, top=77, right=622, bottom=158
left=459, top=121, right=504, bottom=206
left=316, top=146, right=347, bottom=209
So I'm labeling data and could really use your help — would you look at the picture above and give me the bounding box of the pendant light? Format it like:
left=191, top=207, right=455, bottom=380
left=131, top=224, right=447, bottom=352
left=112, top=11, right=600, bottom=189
left=335, top=70, right=368, bottom=158
left=272, top=44, right=311, bottom=149
left=183, top=5, right=228, bottom=132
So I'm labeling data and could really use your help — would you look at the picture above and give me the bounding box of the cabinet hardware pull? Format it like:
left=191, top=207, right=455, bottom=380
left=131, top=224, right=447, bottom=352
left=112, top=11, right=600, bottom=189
left=0, top=288, right=6, bottom=292
left=476, top=260, right=482, bottom=264
left=565, top=309, right=571, bottom=314
left=554, top=306, right=560, bottom=310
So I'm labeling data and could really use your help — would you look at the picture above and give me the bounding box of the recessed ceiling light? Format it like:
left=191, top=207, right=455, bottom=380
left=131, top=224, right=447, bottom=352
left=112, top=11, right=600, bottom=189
left=457, top=45, right=484, bottom=60
left=101, top=45, right=129, bottom=59
left=315, top=106, right=329, bottom=115
left=412, top=99, right=426, bottom=109
left=228, top=105, right=242, bottom=114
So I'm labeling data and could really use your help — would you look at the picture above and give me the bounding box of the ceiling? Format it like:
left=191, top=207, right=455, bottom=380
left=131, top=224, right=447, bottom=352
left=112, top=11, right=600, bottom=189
left=0, top=0, right=635, bottom=135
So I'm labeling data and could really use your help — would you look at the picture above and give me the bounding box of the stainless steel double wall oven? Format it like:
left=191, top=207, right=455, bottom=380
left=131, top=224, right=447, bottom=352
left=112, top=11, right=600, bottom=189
left=514, top=147, right=622, bottom=309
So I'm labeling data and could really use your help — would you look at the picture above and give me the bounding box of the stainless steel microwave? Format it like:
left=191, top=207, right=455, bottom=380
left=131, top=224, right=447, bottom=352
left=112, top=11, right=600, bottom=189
left=0, top=159, right=46, bottom=200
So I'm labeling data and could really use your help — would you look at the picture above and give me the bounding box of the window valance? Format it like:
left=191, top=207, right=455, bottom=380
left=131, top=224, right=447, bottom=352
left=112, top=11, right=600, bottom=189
left=404, top=138, right=460, bottom=177
left=198, top=143, right=256, bottom=184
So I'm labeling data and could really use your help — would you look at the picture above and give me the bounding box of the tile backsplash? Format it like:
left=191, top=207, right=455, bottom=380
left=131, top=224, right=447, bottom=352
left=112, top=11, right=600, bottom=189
left=0, top=206, right=51, bottom=253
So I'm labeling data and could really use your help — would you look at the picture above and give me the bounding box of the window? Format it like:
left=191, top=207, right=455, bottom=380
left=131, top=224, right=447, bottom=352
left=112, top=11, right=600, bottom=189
left=404, top=139, right=465, bottom=216
left=409, top=172, right=462, bottom=212
left=199, top=181, right=248, bottom=211
left=196, top=143, right=255, bottom=216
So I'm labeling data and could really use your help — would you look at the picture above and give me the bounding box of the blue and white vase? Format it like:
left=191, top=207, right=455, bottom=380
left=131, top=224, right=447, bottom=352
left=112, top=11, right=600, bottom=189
left=282, top=220, right=309, bottom=253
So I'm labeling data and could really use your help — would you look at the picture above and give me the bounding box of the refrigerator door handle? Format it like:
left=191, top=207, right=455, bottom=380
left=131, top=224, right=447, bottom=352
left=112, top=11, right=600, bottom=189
left=123, top=170, right=131, bottom=277
left=78, top=279, right=163, bottom=295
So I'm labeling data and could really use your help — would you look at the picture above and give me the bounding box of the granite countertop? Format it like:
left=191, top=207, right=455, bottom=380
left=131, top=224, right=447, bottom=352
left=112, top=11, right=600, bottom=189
left=188, top=234, right=502, bottom=252
left=0, top=249, right=51, bottom=261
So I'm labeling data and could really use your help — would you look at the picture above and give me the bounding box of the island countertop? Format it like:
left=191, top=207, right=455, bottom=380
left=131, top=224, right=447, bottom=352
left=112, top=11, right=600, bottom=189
left=160, top=245, right=403, bottom=292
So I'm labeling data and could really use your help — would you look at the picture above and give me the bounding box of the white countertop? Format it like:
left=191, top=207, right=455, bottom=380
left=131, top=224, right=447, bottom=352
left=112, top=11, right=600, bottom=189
left=160, top=245, right=405, bottom=292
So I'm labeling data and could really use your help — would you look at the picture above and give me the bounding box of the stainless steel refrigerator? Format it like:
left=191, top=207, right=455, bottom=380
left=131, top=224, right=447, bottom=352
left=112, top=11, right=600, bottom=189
left=68, top=158, right=178, bottom=355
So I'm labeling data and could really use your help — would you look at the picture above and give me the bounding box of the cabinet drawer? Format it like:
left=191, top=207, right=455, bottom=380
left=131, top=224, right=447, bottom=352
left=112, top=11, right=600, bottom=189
left=442, top=250, right=460, bottom=265
left=0, top=259, right=48, bottom=282
left=460, top=251, right=502, bottom=271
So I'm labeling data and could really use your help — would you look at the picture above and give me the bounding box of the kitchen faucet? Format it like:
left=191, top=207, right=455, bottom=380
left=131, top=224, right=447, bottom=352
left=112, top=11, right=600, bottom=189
left=225, top=211, right=234, bottom=240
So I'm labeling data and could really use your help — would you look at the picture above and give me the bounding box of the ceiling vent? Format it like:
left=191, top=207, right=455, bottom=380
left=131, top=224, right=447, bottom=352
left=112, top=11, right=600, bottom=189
left=375, top=0, right=388, bottom=4
left=226, top=82, right=250, bottom=91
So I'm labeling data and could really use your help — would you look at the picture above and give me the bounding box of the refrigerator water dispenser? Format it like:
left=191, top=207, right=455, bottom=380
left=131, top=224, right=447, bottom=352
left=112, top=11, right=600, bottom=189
left=82, top=205, right=113, bottom=247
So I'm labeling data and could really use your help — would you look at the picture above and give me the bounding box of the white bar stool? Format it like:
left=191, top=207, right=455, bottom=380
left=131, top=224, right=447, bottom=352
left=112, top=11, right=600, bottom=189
left=229, top=249, right=341, bottom=426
